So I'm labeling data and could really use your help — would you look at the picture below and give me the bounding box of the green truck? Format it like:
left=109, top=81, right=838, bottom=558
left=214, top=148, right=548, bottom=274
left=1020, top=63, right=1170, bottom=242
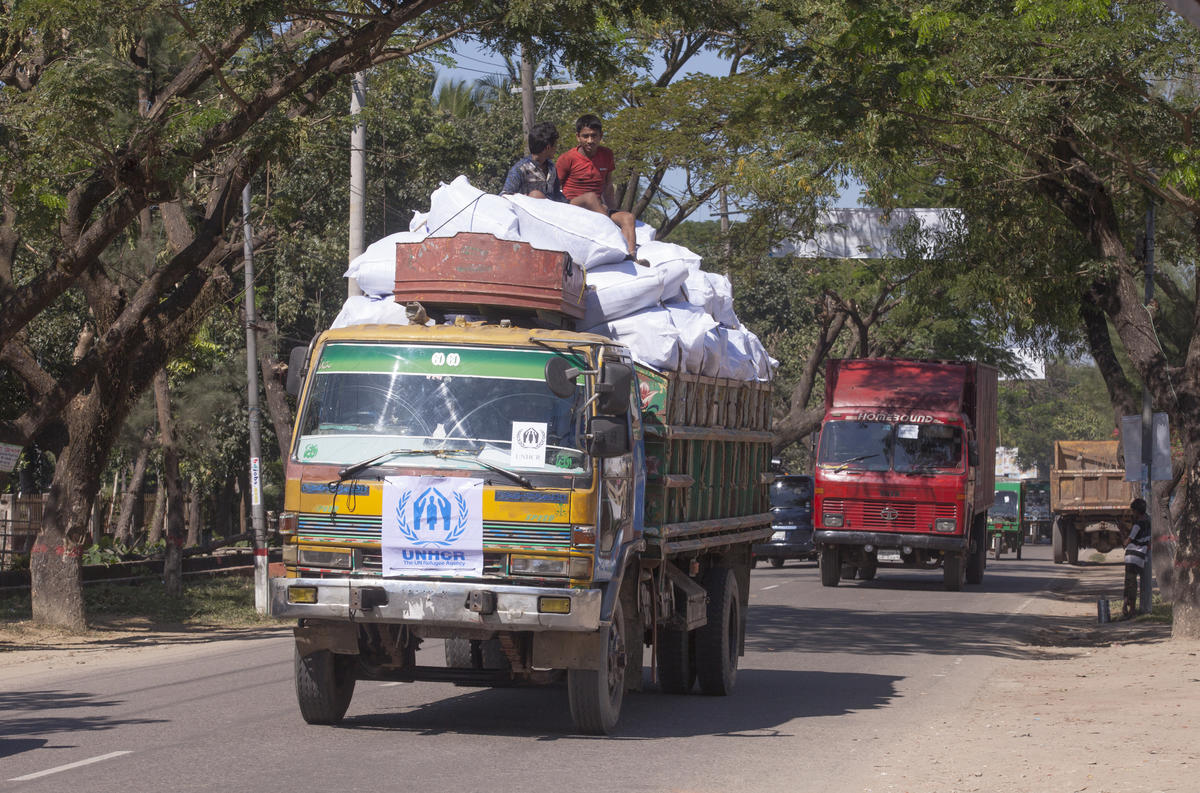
left=987, top=479, right=1024, bottom=559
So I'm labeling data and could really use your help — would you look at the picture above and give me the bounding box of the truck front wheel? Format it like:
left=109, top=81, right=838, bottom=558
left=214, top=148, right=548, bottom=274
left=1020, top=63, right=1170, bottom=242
left=568, top=599, right=627, bottom=735
left=696, top=567, right=740, bottom=696
left=819, top=547, right=841, bottom=587
left=294, top=647, right=356, bottom=725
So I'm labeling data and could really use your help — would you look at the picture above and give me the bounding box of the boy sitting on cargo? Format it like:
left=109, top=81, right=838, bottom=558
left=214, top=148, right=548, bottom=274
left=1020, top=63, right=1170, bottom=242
left=556, top=114, right=642, bottom=262
left=502, top=121, right=567, bottom=202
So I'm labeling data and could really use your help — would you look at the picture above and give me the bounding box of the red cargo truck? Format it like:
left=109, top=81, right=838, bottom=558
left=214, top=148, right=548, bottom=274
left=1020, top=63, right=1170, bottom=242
left=812, top=358, right=998, bottom=591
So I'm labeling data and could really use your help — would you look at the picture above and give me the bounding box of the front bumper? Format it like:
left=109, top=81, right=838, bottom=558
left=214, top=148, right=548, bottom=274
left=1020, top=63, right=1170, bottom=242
left=754, top=538, right=816, bottom=559
left=270, top=576, right=602, bottom=632
left=814, top=529, right=967, bottom=553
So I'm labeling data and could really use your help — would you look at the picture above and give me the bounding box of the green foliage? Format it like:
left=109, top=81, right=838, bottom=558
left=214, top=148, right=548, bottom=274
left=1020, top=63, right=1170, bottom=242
left=998, top=359, right=1115, bottom=473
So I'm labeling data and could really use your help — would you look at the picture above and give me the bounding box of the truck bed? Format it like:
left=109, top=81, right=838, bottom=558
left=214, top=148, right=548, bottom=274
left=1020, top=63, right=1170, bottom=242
left=1050, top=441, right=1137, bottom=514
left=638, top=369, right=774, bottom=555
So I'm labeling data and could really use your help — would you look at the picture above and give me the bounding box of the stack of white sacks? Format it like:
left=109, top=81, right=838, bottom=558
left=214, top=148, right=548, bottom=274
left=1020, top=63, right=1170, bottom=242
left=338, top=175, right=775, bottom=381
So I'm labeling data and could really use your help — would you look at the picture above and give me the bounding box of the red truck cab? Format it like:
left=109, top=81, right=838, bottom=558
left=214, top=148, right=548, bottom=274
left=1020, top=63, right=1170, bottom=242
left=813, top=358, right=997, bottom=591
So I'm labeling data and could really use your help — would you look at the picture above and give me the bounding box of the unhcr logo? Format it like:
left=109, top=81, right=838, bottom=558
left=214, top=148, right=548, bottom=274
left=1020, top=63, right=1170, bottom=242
left=396, top=486, right=469, bottom=547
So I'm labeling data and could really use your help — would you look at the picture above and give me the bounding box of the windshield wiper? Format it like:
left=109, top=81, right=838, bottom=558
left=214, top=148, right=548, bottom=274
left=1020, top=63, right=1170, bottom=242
left=828, top=454, right=881, bottom=473
left=334, top=446, right=534, bottom=489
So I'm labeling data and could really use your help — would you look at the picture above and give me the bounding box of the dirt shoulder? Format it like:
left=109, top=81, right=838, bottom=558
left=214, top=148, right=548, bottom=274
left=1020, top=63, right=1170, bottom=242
left=865, top=554, right=1195, bottom=793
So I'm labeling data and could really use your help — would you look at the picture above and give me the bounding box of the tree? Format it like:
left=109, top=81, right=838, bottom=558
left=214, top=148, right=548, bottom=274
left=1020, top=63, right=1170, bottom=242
left=0, top=0, right=668, bottom=629
left=765, top=0, right=1200, bottom=635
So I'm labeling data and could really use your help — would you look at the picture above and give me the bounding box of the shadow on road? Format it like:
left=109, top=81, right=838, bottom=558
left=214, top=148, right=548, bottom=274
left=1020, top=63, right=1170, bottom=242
left=338, top=667, right=900, bottom=739
left=0, top=737, right=48, bottom=760
left=0, top=689, right=166, bottom=741
left=745, top=604, right=1069, bottom=658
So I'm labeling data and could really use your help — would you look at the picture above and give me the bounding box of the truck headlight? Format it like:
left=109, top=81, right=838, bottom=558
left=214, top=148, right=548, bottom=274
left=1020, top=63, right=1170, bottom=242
left=934, top=518, right=957, bottom=533
left=823, top=513, right=844, bottom=528
left=510, top=555, right=569, bottom=576
left=298, top=548, right=353, bottom=569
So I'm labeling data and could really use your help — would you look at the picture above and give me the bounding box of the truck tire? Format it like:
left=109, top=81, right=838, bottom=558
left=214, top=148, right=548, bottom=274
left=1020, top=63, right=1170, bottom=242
left=819, top=547, right=841, bottom=587
left=294, top=646, right=356, bottom=725
left=444, top=637, right=474, bottom=668
left=943, top=553, right=965, bottom=591
left=1065, top=524, right=1079, bottom=565
left=966, top=515, right=987, bottom=585
left=841, top=563, right=859, bottom=580
left=770, top=557, right=785, bottom=569
left=858, top=555, right=878, bottom=581
left=656, top=626, right=695, bottom=694
left=1052, top=516, right=1065, bottom=564
left=695, top=567, right=740, bottom=696
left=568, top=599, right=626, bottom=734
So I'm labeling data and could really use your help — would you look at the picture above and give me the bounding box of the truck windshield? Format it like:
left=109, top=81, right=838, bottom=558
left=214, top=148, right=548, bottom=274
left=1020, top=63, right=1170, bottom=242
left=294, top=342, right=589, bottom=475
left=817, top=420, right=964, bottom=473
left=991, top=488, right=1021, bottom=520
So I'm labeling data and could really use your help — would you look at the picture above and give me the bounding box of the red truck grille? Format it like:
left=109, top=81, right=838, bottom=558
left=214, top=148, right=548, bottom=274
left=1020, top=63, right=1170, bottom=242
left=825, top=499, right=957, bottom=533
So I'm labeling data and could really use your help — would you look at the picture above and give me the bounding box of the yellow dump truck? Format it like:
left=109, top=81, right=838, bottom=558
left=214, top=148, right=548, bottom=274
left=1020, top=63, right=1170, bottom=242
left=1049, top=440, right=1139, bottom=564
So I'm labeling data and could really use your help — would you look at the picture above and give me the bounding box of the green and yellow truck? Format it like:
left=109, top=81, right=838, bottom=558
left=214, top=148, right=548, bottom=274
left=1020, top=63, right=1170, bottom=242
left=986, top=479, right=1024, bottom=559
left=269, top=234, right=773, bottom=734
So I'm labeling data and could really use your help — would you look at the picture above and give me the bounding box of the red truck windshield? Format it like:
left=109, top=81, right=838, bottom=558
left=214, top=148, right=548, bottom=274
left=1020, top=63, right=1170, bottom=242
left=818, top=420, right=964, bottom=474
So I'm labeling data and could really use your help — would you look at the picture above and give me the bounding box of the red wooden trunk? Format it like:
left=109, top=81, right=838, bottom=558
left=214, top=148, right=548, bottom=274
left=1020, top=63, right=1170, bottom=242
left=394, top=232, right=585, bottom=320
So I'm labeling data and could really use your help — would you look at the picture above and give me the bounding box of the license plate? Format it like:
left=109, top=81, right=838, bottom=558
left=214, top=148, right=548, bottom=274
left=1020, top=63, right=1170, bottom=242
left=877, top=550, right=902, bottom=563
left=773, top=524, right=797, bottom=531
left=771, top=531, right=791, bottom=540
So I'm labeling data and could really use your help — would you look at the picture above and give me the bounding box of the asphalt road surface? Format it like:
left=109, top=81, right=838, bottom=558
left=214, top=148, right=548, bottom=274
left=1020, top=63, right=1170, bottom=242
left=2, top=544, right=1079, bottom=793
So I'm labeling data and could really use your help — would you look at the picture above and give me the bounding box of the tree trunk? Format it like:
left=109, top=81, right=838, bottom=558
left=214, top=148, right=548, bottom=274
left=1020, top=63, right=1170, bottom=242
left=154, top=370, right=185, bottom=596
left=215, top=474, right=235, bottom=539
left=148, top=480, right=165, bottom=544
left=257, top=320, right=294, bottom=462
left=115, top=425, right=155, bottom=543
left=186, top=477, right=202, bottom=547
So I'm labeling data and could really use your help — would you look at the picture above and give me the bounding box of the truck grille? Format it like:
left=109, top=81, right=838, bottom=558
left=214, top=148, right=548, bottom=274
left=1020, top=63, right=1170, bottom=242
left=296, top=512, right=572, bottom=549
left=825, top=499, right=956, bottom=533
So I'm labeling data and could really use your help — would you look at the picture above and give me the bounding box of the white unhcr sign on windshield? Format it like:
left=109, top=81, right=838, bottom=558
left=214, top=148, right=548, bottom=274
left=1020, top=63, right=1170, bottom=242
left=381, top=476, right=484, bottom=576
left=510, top=421, right=548, bottom=467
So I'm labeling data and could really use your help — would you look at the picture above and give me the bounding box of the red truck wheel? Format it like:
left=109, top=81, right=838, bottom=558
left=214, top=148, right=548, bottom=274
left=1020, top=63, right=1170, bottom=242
left=819, top=547, right=840, bottom=587
left=943, top=553, right=965, bottom=591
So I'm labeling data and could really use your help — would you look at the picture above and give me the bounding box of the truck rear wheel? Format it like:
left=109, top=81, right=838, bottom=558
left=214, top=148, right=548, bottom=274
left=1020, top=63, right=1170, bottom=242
left=656, top=626, right=695, bottom=694
left=858, top=555, right=878, bottom=581
left=943, top=553, right=965, bottom=591
left=1065, top=524, right=1079, bottom=564
left=294, top=646, right=356, bottom=725
left=568, top=599, right=626, bottom=734
left=695, top=567, right=740, bottom=696
left=966, top=515, right=987, bottom=585
left=819, top=547, right=841, bottom=587
left=1052, top=516, right=1065, bottom=564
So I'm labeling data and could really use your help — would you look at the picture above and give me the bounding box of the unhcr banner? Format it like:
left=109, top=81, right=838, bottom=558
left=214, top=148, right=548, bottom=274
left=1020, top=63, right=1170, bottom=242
left=381, top=476, right=484, bottom=576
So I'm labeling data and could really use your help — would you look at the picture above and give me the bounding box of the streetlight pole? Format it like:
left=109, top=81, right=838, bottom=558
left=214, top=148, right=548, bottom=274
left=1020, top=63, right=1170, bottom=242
left=242, top=185, right=269, bottom=614
left=348, top=72, right=367, bottom=297
left=1141, top=199, right=1156, bottom=615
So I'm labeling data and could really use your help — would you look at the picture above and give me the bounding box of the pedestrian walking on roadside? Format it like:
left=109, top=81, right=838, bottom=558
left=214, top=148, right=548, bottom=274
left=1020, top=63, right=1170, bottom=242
left=1122, top=497, right=1151, bottom=618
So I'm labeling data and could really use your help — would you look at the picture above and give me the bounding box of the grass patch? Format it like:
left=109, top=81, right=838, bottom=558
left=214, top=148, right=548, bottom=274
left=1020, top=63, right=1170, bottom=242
left=1113, top=594, right=1173, bottom=624
left=0, top=576, right=281, bottom=629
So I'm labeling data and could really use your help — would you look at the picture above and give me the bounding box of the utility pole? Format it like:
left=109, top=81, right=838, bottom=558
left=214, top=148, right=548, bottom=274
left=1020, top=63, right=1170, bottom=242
left=242, top=185, right=269, bottom=615
left=1140, top=199, right=1156, bottom=615
left=520, top=46, right=536, bottom=137
left=348, top=72, right=367, bottom=297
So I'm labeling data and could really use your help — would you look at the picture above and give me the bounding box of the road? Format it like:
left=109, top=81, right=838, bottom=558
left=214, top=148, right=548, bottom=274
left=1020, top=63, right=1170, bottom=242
left=1, top=544, right=1082, bottom=793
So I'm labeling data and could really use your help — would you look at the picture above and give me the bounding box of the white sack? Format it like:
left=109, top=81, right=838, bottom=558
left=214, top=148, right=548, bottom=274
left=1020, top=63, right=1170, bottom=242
left=582, top=257, right=692, bottom=327
left=663, top=300, right=719, bottom=375
left=504, top=193, right=628, bottom=268
left=635, top=221, right=657, bottom=247
left=331, top=295, right=411, bottom=329
left=346, top=230, right=429, bottom=297
left=718, top=326, right=761, bottom=381
left=427, top=176, right=520, bottom=239
left=638, top=240, right=703, bottom=274
left=409, top=210, right=429, bottom=234
left=682, top=270, right=740, bottom=328
left=584, top=306, right=680, bottom=371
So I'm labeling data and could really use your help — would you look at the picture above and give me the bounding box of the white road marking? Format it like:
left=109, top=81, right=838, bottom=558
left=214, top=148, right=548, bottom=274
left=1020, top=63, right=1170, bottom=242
left=9, top=751, right=132, bottom=781
left=761, top=584, right=780, bottom=590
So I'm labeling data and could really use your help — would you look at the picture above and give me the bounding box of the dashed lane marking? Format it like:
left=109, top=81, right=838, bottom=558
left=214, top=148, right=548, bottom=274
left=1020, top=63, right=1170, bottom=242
left=9, top=751, right=133, bottom=782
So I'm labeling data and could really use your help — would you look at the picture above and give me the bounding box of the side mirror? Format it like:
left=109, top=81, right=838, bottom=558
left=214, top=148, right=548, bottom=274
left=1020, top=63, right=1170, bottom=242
left=286, top=346, right=309, bottom=397
left=588, top=416, right=630, bottom=458
left=598, top=361, right=633, bottom=416
left=967, top=440, right=980, bottom=468
left=545, top=356, right=581, bottom=399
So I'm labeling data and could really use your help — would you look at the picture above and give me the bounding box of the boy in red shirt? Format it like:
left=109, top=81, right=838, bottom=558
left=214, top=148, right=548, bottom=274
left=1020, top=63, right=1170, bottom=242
left=556, top=114, right=641, bottom=261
